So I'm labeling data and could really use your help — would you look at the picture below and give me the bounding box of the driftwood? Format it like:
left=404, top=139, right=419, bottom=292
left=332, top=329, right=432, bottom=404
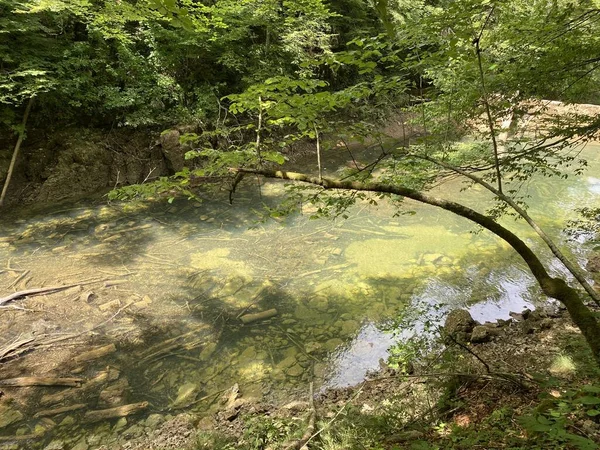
left=0, top=279, right=106, bottom=306
left=6, top=270, right=30, bottom=289
left=84, top=401, right=148, bottom=423
left=240, top=308, right=278, bottom=324
left=103, top=280, right=129, bottom=288
left=296, top=263, right=350, bottom=279
left=0, top=377, right=83, bottom=387
left=138, top=324, right=210, bottom=364
left=0, top=337, right=35, bottom=361
left=34, top=403, right=86, bottom=418
left=73, top=343, right=116, bottom=364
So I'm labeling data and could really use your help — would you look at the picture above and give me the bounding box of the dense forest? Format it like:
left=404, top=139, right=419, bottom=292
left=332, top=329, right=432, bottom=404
left=2, top=0, right=600, bottom=449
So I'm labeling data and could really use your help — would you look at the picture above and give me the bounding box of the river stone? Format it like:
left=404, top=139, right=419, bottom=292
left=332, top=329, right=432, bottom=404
left=313, top=363, right=327, bottom=379
left=122, top=424, right=143, bottom=439
left=44, top=440, right=65, bottom=450
left=470, top=326, right=490, bottom=343
left=199, top=342, right=217, bottom=361
left=145, top=413, right=164, bottom=429
left=325, top=338, right=344, bottom=351
left=71, top=438, right=89, bottom=450
left=312, top=297, right=329, bottom=312
left=305, top=342, right=321, bottom=354
left=271, top=370, right=286, bottom=381
left=171, top=382, right=198, bottom=408
left=283, top=346, right=299, bottom=358
left=340, top=320, right=359, bottom=335
left=98, top=378, right=129, bottom=407
left=0, top=404, right=23, bottom=428
left=286, top=364, right=304, bottom=377
left=113, top=417, right=127, bottom=431
left=444, top=310, right=476, bottom=336
left=239, top=346, right=257, bottom=362
left=277, top=356, right=297, bottom=369
left=294, top=304, right=320, bottom=321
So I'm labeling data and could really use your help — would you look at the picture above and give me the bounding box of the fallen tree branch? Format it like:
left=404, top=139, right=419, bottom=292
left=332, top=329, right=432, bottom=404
left=34, top=403, right=86, bottom=418
left=84, top=401, right=148, bottom=423
left=0, top=377, right=83, bottom=387
left=0, top=279, right=107, bottom=306
left=444, top=330, right=491, bottom=373
left=364, top=371, right=535, bottom=388
left=0, top=337, right=35, bottom=361
left=6, top=270, right=30, bottom=290
left=282, top=382, right=316, bottom=450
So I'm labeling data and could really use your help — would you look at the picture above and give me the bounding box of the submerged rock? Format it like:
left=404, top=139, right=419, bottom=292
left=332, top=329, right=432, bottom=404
left=277, top=355, right=297, bottom=370
left=239, top=346, right=257, bottom=362
left=171, top=382, right=198, bottom=408
left=43, top=440, right=65, bottom=450
left=340, top=320, right=359, bottom=336
left=0, top=404, right=23, bottom=429
left=286, top=364, right=304, bottom=377
left=325, top=338, right=344, bottom=351
left=70, top=439, right=88, bottom=450
left=144, top=413, right=164, bottom=429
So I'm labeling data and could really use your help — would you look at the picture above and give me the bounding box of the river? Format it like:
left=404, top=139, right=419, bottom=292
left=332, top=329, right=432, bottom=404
left=0, top=142, right=598, bottom=448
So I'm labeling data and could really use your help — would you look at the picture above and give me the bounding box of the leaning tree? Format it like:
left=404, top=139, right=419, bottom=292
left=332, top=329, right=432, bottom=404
left=143, top=0, right=600, bottom=361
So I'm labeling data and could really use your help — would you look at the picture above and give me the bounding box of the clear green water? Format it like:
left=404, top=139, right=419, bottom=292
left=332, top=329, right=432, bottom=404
left=0, top=143, right=598, bottom=447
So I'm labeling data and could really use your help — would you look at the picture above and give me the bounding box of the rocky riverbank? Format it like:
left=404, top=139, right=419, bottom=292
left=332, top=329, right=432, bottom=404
left=86, top=302, right=600, bottom=450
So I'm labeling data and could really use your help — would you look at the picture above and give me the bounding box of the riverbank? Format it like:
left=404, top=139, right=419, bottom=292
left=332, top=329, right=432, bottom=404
left=92, top=303, right=600, bottom=450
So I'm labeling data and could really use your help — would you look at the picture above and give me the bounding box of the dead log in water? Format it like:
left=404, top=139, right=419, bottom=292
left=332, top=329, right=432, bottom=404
left=73, top=343, right=116, bottom=364
left=84, top=401, right=149, bottom=423
left=34, top=403, right=86, bottom=418
left=240, top=308, right=278, bottom=324
left=0, top=377, right=83, bottom=387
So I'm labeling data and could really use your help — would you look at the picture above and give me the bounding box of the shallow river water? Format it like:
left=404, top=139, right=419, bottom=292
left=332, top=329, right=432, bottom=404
left=0, top=143, right=599, bottom=448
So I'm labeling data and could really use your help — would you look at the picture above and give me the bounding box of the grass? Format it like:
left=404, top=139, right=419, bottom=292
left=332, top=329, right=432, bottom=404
left=549, top=354, right=577, bottom=377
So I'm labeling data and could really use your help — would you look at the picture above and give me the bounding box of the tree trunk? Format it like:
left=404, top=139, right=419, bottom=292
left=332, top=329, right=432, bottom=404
left=234, top=168, right=600, bottom=363
left=0, top=97, right=34, bottom=207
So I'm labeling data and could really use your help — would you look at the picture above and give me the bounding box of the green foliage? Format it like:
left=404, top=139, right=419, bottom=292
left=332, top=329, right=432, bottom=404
left=107, top=173, right=199, bottom=204
left=518, top=384, right=600, bottom=450
left=566, top=207, right=600, bottom=239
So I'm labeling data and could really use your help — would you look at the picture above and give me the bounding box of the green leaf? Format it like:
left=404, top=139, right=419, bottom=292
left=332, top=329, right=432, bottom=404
left=262, top=152, right=286, bottom=165
left=578, top=396, right=600, bottom=405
